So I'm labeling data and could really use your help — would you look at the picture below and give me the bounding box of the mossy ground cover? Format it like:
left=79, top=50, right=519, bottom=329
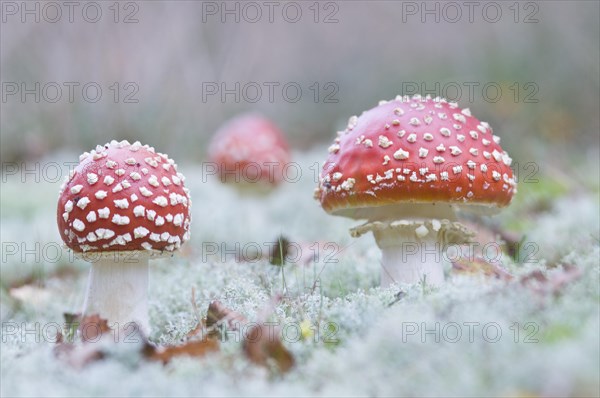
left=1, top=149, right=598, bottom=397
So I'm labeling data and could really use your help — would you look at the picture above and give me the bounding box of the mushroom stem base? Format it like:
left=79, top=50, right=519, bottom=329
left=374, top=227, right=448, bottom=287
left=82, top=257, right=149, bottom=335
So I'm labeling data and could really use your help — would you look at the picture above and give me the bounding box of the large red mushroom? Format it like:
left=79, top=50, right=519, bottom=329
left=57, top=140, right=192, bottom=333
left=315, top=95, right=516, bottom=286
left=207, top=113, right=291, bottom=193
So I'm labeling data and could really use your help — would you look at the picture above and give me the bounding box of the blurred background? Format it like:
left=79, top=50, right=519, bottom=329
left=1, top=1, right=599, bottom=165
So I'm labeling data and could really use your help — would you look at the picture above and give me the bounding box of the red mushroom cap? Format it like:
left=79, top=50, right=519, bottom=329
left=57, top=140, right=192, bottom=255
left=208, top=113, right=291, bottom=187
left=316, top=95, right=517, bottom=217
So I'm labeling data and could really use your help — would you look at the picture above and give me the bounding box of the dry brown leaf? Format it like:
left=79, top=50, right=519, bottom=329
left=242, top=323, right=294, bottom=373
left=53, top=313, right=110, bottom=369
left=143, top=338, right=219, bottom=364
left=204, top=300, right=295, bottom=373
left=54, top=309, right=220, bottom=368
left=206, top=300, right=248, bottom=331
left=79, top=314, right=111, bottom=343
left=140, top=291, right=221, bottom=364
left=53, top=316, right=106, bottom=369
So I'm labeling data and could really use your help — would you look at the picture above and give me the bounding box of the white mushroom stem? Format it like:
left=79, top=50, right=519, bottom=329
left=374, top=226, right=448, bottom=287
left=82, top=256, right=149, bottom=335
left=349, top=204, right=472, bottom=287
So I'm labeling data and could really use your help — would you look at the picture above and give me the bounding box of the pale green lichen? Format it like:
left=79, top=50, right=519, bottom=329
left=1, top=149, right=599, bottom=397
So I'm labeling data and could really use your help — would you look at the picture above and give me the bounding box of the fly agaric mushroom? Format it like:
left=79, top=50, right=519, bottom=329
left=315, top=95, right=516, bottom=286
left=57, top=140, right=192, bottom=333
left=207, top=113, right=291, bottom=193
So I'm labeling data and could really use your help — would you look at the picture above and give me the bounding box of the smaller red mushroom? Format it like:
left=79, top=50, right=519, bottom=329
left=207, top=113, right=291, bottom=193
left=315, top=95, right=517, bottom=286
left=57, top=140, right=192, bottom=333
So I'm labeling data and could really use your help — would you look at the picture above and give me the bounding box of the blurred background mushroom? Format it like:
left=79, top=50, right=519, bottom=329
left=207, top=113, right=291, bottom=194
